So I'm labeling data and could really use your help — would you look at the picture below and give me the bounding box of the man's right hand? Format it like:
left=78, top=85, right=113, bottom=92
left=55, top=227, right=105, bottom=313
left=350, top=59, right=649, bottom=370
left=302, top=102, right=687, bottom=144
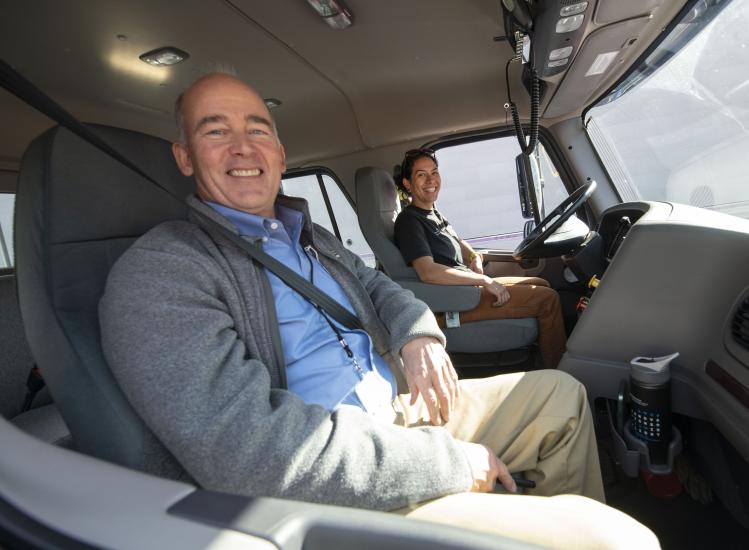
left=483, top=278, right=510, bottom=307
left=458, top=441, right=517, bottom=493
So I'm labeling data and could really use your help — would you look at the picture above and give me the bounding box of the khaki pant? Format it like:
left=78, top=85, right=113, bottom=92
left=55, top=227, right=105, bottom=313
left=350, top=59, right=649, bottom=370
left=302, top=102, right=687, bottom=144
left=391, top=370, right=659, bottom=549
left=437, top=277, right=567, bottom=369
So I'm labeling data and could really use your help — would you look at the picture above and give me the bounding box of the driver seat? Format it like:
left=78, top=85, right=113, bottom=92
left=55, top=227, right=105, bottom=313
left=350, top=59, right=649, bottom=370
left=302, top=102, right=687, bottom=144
left=15, top=124, right=195, bottom=479
left=354, top=166, right=537, bottom=353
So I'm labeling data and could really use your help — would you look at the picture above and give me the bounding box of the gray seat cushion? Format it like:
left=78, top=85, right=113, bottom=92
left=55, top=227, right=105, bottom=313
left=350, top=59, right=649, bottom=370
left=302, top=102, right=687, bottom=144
left=11, top=404, right=72, bottom=448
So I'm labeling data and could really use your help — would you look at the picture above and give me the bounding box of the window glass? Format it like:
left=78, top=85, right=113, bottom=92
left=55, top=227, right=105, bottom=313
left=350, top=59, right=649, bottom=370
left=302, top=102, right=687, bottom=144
left=282, top=172, right=376, bottom=267
left=537, top=146, right=568, bottom=218
left=434, top=137, right=568, bottom=250
left=0, top=193, right=14, bottom=268
left=587, top=0, right=749, bottom=220
left=282, top=174, right=334, bottom=230
left=320, top=175, right=375, bottom=267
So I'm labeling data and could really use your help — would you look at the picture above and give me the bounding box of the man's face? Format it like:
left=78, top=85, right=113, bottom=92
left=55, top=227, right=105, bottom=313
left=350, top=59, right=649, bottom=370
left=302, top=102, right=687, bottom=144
left=172, top=75, right=286, bottom=218
left=403, top=156, right=441, bottom=208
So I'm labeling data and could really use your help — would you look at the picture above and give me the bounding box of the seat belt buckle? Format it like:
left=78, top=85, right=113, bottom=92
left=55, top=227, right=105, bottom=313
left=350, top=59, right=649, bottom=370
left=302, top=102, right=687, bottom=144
left=22, top=365, right=46, bottom=412
left=26, top=366, right=46, bottom=394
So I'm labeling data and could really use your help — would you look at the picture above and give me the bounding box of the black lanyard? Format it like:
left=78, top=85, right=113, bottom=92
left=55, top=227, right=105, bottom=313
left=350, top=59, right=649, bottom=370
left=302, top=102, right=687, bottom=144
left=301, top=245, right=366, bottom=379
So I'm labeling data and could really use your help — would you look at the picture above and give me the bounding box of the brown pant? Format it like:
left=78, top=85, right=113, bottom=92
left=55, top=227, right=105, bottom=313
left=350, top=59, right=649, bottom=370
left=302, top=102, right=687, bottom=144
left=438, top=277, right=566, bottom=369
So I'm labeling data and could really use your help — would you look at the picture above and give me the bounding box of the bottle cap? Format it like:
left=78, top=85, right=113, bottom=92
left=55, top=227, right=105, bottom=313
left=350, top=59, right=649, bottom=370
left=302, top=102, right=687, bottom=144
left=630, top=352, right=679, bottom=385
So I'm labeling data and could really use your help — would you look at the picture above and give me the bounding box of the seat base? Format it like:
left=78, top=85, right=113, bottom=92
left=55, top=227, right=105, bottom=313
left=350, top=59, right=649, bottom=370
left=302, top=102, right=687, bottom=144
left=11, top=404, right=73, bottom=448
left=442, top=317, right=537, bottom=354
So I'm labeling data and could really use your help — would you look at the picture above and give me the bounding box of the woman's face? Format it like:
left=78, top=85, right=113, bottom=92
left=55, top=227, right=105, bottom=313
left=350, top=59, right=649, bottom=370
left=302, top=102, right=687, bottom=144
left=403, top=156, right=441, bottom=209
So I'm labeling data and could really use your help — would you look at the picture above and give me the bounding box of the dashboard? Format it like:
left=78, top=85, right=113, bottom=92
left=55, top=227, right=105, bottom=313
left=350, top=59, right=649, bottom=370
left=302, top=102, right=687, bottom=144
left=559, top=201, right=749, bottom=462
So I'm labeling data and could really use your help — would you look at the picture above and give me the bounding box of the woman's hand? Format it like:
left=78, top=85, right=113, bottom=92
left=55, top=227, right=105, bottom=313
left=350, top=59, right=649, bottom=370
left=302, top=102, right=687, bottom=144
left=484, top=278, right=510, bottom=307
left=469, top=252, right=484, bottom=274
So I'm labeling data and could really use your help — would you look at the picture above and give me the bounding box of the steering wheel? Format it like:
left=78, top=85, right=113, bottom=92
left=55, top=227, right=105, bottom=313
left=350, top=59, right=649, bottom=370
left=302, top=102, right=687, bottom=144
left=513, top=180, right=597, bottom=259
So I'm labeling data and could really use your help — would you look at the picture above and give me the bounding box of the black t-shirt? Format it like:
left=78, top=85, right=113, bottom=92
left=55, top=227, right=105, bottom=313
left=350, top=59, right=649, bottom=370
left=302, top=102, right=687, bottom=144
left=394, top=205, right=467, bottom=268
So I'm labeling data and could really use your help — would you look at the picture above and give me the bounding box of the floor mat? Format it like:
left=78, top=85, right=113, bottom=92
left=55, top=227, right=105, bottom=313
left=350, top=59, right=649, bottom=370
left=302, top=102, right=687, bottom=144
left=600, top=436, right=748, bottom=549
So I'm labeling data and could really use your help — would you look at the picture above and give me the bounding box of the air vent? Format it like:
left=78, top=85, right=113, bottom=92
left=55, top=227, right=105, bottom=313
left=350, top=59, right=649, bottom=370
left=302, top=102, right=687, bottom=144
left=732, top=297, right=749, bottom=350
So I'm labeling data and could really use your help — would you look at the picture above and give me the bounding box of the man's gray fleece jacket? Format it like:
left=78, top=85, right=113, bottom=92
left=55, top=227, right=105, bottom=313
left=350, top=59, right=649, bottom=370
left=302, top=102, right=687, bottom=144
left=99, top=195, right=473, bottom=511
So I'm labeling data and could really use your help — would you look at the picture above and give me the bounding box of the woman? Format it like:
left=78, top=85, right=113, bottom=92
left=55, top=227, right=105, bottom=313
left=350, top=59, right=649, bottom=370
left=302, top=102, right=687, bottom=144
left=393, top=148, right=566, bottom=368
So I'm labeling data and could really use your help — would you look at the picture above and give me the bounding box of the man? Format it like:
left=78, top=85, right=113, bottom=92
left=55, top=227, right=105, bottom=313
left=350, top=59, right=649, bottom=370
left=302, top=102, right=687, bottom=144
left=99, top=73, right=657, bottom=548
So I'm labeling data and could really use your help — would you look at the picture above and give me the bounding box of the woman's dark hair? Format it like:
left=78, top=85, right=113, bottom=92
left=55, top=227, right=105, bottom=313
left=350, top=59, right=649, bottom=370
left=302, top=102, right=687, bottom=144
left=395, top=147, right=438, bottom=196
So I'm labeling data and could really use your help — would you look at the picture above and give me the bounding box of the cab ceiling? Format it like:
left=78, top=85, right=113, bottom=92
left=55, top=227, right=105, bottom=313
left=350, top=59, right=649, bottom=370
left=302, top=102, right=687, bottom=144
left=0, top=0, right=520, bottom=167
left=0, top=0, right=684, bottom=169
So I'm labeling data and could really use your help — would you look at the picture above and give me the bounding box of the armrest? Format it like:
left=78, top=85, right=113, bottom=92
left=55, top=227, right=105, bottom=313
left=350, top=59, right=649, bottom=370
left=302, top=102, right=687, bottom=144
left=168, top=490, right=526, bottom=550
left=478, top=249, right=540, bottom=269
left=397, top=280, right=480, bottom=312
left=480, top=249, right=516, bottom=262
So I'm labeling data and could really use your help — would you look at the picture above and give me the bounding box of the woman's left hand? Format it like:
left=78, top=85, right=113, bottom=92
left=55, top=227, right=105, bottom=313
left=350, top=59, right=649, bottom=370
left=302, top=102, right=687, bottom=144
left=470, top=253, right=483, bottom=274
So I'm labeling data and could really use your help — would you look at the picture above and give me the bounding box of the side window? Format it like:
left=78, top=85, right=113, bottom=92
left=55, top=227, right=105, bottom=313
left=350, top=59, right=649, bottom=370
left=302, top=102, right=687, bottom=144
left=0, top=193, right=14, bottom=268
left=434, top=136, right=568, bottom=250
left=282, top=171, right=376, bottom=267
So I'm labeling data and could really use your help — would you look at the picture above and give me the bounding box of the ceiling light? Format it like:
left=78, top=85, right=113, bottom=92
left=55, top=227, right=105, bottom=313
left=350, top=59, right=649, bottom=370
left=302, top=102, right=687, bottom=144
left=139, top=47, right=189, bottom=66
left=264, top=98, right=282, bottom=110
left=549, top=46, right=573, bottom=60
left=548, top=58, right=569, bottom=68
left=305, top=0, right=353, bottom=30
left=560, top=2, right=588, bottom=17
left=556, top=14, right=584, bottom=33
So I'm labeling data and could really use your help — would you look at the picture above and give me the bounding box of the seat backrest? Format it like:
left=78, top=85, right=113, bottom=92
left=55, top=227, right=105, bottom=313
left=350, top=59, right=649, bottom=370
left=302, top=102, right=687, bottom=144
left=15, top=124, right=195, bottom=479
left=354, top=166, right=419, bottom=280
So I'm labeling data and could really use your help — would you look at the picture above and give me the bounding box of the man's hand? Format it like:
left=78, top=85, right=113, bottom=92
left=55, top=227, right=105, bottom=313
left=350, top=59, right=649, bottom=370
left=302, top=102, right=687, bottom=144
left=469, top=253, right=484, bottom=275
left=458, top=441, right=517, bottom=493
left=400, top=337, right=460, bottom=425
left=484, top=278, right=511, bottom=307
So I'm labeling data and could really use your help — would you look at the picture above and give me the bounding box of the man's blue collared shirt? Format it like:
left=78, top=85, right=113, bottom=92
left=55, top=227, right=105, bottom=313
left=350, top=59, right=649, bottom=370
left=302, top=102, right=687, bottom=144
left=207, top=201, right=396, bottom=413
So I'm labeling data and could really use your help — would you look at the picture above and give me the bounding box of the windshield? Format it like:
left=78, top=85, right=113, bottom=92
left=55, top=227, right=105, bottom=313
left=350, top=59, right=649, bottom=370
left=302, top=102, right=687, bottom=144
left=586, top=0, right=749, bottom=220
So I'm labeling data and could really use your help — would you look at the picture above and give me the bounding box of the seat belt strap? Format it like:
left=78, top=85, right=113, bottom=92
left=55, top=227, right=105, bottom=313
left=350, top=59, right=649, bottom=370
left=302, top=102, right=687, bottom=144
left=0, top=58, right=363, bottom=331
left=192, top=210, right=363, bottom=330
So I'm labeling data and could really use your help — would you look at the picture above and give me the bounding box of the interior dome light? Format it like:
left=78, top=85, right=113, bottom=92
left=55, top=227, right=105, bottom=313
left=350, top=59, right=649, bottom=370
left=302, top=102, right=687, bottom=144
left=560, top=2, right=588, bottom=17
left=556, top=14, right=584, bottom=33
left=264, top=98, right=282, bottom=109
left=305, top=0, right=353, bottom=30
left=139, top=47, right=189, bottom=66
left=549, top=46, right=573, bottom=60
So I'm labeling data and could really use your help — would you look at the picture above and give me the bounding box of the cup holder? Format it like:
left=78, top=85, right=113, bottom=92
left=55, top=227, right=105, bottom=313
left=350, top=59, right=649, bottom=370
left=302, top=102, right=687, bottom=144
left=605, top=400, right=683, bottom=477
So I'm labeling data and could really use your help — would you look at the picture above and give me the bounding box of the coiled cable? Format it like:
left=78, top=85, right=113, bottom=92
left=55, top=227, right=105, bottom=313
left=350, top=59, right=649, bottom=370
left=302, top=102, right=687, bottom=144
left=505, top=51, right=540, bottom=155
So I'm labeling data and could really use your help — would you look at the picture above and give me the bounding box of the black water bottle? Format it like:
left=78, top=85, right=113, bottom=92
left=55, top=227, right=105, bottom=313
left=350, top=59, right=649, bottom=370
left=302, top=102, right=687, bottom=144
left=628, top=353, right=679, bottom=465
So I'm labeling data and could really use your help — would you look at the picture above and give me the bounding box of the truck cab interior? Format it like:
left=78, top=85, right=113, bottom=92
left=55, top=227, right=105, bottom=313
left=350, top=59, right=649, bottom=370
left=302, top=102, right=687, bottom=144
left=2, top=0, right=749, bottom=548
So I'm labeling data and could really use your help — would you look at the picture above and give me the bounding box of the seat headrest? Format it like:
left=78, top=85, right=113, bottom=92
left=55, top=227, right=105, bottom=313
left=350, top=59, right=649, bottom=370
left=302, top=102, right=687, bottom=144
left=32, top=125, right=194, bottom=243
left=354, top=166, right=401, bottom=240
left=354, top=167, right=416, bottom=280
